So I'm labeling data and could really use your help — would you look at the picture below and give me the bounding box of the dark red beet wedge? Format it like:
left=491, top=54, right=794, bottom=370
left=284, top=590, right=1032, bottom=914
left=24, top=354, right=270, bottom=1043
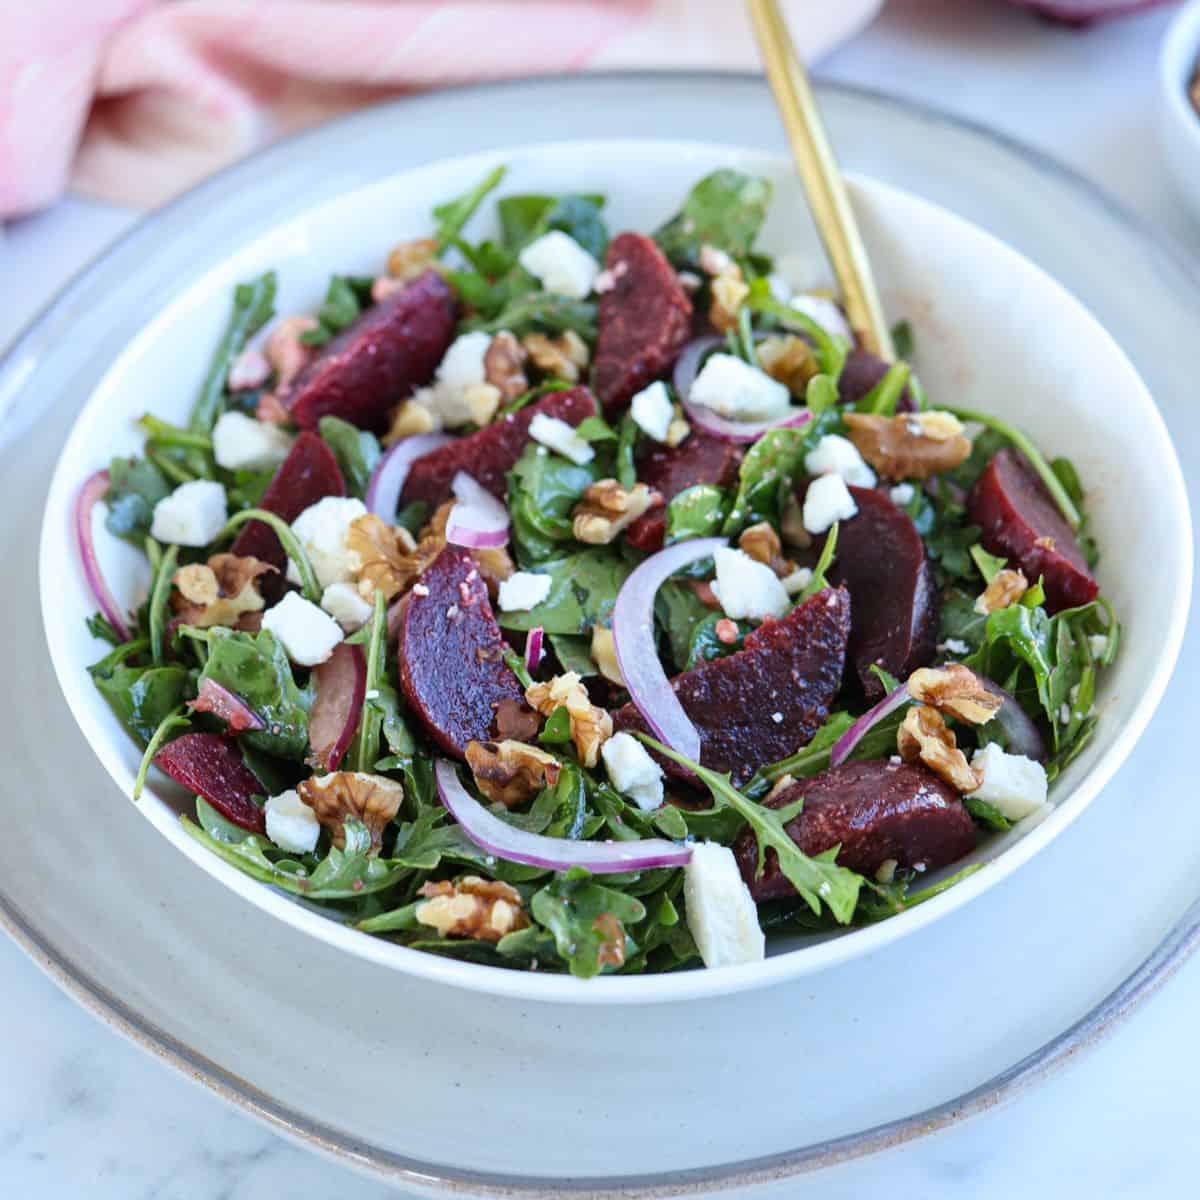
left=400, top=386, right=596, bottom=508
left=593, top=232, right=692, bottom=417
left=967, top=448, right=1098, bottom=614
left=733, top=760, right=976, bottom=900
left=837, top=348, right=916, bottom=413
left=613, top=587, right=851, bottom=787
left=396, top=546, right=526, bottom=757
left=284, top=270, right=456, bottom=433
left=155, top=732, right=266, bottom=833
left=624, top=431, right=743, bottom=553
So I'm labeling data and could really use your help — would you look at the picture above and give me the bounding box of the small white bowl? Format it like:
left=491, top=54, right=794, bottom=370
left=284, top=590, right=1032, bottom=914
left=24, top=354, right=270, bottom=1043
left=1160, top=0, right=1200, bottom=217
left=39, top=139, right=1191, bottom=1004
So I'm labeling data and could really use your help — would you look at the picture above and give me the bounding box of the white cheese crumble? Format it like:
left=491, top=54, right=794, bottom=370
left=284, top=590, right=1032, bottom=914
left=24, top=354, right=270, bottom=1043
left=684, top=842, right=765, bottom=968
left=889, top=482, right=916, bottom=506
left=688, top=353, right=791, bottom=422
left=600, top=732, right=664, bottom=812
left=264, top=789, right=320, bottom=854
left=497, top=571, right=552, bottom=612
left=285, top=496, right=367, bottom=589
left=528, top=412, right=594, bottom=465
left=630, top=380, right=674, bottom=442
left=710, top=546, right=790, bottom=621
left=804, top=434, right=876, bottom=489
left=1088, top=634, right=1109, bottom=659
left=429, top=330, right=492, bottom=427
left=966, top=744, right=1049, bottom=821
left=803, top=473, right=858, bottom=535
left=211, top=411, right=294, bottom=472
left=262, top=592, right=344, bottom=666
left=780, top=566, right=813, bottom=596
left=517, top=230, right=600, bottom=299
left=149, top=479, right=228, bottom=547
left=321, top=582, right=374, bottom=632
left=937, top=638, right=970, bottom=656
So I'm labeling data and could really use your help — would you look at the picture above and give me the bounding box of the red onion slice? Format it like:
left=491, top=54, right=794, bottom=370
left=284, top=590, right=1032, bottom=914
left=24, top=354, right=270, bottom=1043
left=436, top=760, right=691, bottom=874
left=309, top=643, right=367, bottom=771
left=672, top=335, right=724, bottom=403
left=445, top=470, right=510, bottom=549
left=979, top=677, right=1048, bottom=762
left=831, top=683, right=911, bottom=767
left=683, top=401, right=813, bottom=445
left=365, top=432, right=453, bottom=521
left=611, top=536, right=726, bottom=762
left=524, top=626, right=545, bottom=674
left=1005, top=0, right=1167, bottom=22
left=75, top=469, right=132, bottom=643
left=188, top=678, right=265, bottom=733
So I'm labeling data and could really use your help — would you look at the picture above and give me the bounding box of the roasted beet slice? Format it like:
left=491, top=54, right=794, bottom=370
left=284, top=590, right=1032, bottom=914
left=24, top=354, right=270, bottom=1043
left=733, top=760, right=976, bottom=900
left=624, top=432, right=743, bottom=553
left=282, top=270, right=455, bottom=433
left=836, top=348, right=916, bottom=413
left=821, top=484, right=938, bottom=700
left=230, top=431, right=345, bottom=590
left=155, top=732, right=266, bottom=833
left=592, top=233, right=693, bottom=417
left=967, top=448, right=1098, bottom=614
left=400, top=386, right=597, bottom=508
left=396, top=546, right=525, bottom=757
left=612, top=587, right=851, bottom=786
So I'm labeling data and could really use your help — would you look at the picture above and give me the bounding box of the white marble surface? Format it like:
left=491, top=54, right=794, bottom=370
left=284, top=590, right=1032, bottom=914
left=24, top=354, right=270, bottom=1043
left=2, top=1, right=1197, bottom=1195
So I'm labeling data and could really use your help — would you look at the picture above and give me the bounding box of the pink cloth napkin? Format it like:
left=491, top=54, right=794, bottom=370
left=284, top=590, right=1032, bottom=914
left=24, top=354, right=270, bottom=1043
left=0, top=0, right=882, bottom=219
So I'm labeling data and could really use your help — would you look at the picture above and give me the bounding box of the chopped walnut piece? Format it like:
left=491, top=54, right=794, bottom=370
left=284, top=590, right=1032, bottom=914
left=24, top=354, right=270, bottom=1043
left=896, top=707, right=981, bottom=794
left=464, top=381, right=502, bottom=427
left=780, top=491, right=812, bottom=549
left=384, top=397, right=442, bottom=445
left=523, top=330, right=589, bottom=383
left=907, top=665, right=1003, bottom=725
left=494, top=697, right=541, bottom=742
left=1034, top=535, right=1056, bottom=551
left=709, top=263, right=750, bottom=333
left=386, top=236, right=438, bottom=282
left=466, top=739, right=561, bottom=808
left=484, top=331, right=529, bottom=402
left=415, top=876, right=530, bottom=943
left=347, top=514, right=417, bottom=603
left=765, top=773, right=796, bottom=803
left=297, top=771, right=404, bottom=854
left=664, top=404, right=691, bottom=448
left=171, top=554, right=276, bottom=628
left=737, top=521, right=795, bottom=578
left=974, top=567, right=1029, bottom=616
left=371, top=276, right=406, bottom=304
left=843, top=410, right=973, bottom=481
left=265, top=315, right=318, bottom=390
left=592, top=912, right=627, bottom=969
left=590, top=625, right=625, bottom=686
left=525, top=672, right=612, bottom=768
left=757, top=335, right=818, bottom=394
left=572, top=479, right=658, bottom=545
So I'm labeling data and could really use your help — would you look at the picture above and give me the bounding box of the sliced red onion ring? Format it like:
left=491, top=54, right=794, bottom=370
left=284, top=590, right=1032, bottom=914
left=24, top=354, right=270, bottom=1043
left=365, top=432, right=453, bottom=521
left=75, top=469, right=132, bottom=643
left=1005, top=0, right=1166, bottom=22
left=524, top=626, right=545, bottom=674
left=308, top=644, right=367, bottom=771
left=831, top=683, right=911, bottom=767
left=683, top=401, right=813, bottom=445
left=445, top=470, right=510, bottom=549
left=979, top=677, right=1048, bottom=762
left=611, top=536, right=726, bottom=762
left=672, top=335, right=724, bottom=403
left=436, top=760, right=691, bottom=874
left=188, top=678, right=266, bottom=733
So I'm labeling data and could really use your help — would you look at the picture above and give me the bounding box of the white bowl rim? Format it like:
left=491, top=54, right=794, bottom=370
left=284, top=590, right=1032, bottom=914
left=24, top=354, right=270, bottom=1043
left=1161, top=0, right=1200, bottom=150
left=38, top=136, right=1193, bottom=1007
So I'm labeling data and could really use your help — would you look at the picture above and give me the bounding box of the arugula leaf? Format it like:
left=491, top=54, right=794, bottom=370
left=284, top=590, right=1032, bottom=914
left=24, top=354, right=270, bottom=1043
left=858, top=362, right=912, bottom=416
left=654, top=580, right=711, bottom=672
left=299, top=275, right=373, bottom=347
left=318, top=416, right=380, bottom=499
left=721, top=423, right=815, bottom=536
left=615, top=413, right=640, bottom=490
left=963, top=796, right=1012, bottom=831
left=969, top=543, right=1008, bottom=584
left=104, top=457, right=171, bottom=544
left=665, top=484, right=728, bottom=545
left=497, top=193, right=609, bottom=259
left=497, top=550, right=632, bottom=635
left=654, top=169, right=773, bottom=267
left=90, top=664, right=192, bottom=744
left=547, top=633, right=596, bottom=677
left=857, top=863, right=983, bottom=923
left=507, top=441, right=600, bottom=562
left=352, top=591, right=414, bottom=770
left=530, top=871, right=646, bottom=979
left=434, top=164, right=506, bottom=249
left=891, top=319, right=915, bottom=359
left=465, top=290, right=596, bottom=339
left=800, top=521, right=838, bottom=600
left=685, top=612, right=744, bottom=669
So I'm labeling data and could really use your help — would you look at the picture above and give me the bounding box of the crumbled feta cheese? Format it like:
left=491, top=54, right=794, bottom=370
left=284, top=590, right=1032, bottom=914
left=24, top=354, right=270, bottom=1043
left=1059, top=703, right=1071, bottom=725
left=528, top=412, right=594, bottom=465
left=497, top=571, right=552, bottom=612
left=966, top=744, right=1048, bottom=821
left=630, top=380, right=673, bottom=442
left=262, top=592, right=344, bottom=666
left=1088, top=634, right=1109, bottom=659
left=684, top=842, right=765, bottom=968
left=430, top=331, right=491, bottom=427
left=688, top=353, right=791, bottom=422
left=780, top=566, right=813, bottom=596
left=600, top=732, right=664, bottom=812
left=285, top=496, right=367, bottom=589
left=711, top=546, right=790, bottom=621
left=787, top=292, right=853, bottom=342
left=321, top=582, right=373, bottom=632
left=771, top=711, right=783, bottom=724
left=804, top=434, right=876, bottom=488
left=149, top=479, right=228, bottom=547
left=889, top=482, right=916, bottom=506
left=212, top=411, right=294, bottom=472
left=517, top=230, right=600, bottom=299
left=803, top=473, right=858, bottom=534
left=264, top=789, right=320, bottom=854
left=937, top=637, right=970, bottom=656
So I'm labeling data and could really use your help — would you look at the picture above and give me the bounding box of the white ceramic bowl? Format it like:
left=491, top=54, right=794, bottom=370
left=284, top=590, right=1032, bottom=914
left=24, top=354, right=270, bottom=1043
left=1160, top=0, right=1200, bottom=217
left=39, top=140, right=1191, bottom=1004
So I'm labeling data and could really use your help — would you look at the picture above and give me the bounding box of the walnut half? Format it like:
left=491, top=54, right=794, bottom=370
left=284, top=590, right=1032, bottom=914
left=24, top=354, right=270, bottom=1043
left=843, top=409, right=972, bottom=481
left=525, top=673, right=612, bottom=768
left=975, top=567, right=1029, bottom=616
left=907, top=665, right=1003, bottom=725
left=572, top=480, right=658, bottom=545
left=415, top=877, right=530, bottom=943
left=297, top=771, right=404, bottom=854
left=896, top=707, right=981, bottom=794
left=523, top=330, right=589, bottom=383
left=466, top=739, right=561, bottom=809
left=171, top=553, right=275, bottom=628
